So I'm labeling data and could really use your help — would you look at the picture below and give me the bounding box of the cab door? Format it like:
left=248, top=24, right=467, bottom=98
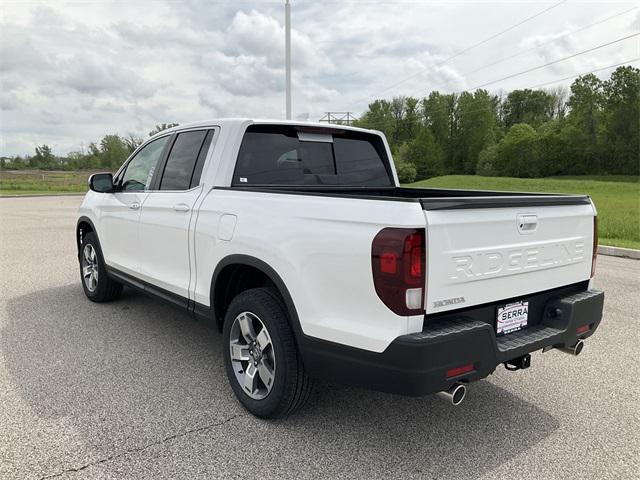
left=137, top=129, right=215, bottom=301
left=99, top=135, right=171, bottom=275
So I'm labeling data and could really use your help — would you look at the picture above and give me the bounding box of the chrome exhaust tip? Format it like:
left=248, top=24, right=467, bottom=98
left=558, top=339, right=584, bottom=356
left=436, top=383, right=466, bottom=406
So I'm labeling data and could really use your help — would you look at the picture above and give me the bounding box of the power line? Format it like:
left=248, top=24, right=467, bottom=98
left=355, top=59, right=639, bottom=130
left=349, top=0, right=568, bottom=106
left=461, top=6, right=638, bottom=78
left=528, top=58, right=640, bottom=89
left=467, top=32, right=639, bottom=90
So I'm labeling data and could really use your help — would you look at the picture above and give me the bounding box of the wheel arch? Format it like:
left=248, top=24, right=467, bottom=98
left=76, top=216, right=97, bottom=257
left=210, top=255, right=303, bottom=338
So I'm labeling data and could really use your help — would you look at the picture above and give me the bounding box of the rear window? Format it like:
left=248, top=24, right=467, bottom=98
left=232, top=125, right=392, bottom=186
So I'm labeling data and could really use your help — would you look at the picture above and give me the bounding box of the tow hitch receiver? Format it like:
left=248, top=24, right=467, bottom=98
left=504, top=353, right=531, bottom=371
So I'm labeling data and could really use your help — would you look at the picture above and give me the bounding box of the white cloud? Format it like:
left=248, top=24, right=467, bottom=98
left=0, top=0, right=638, bottom=156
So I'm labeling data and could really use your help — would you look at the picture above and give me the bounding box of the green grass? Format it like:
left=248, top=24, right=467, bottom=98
left=0, top=170, right=92, bottom=195
left=408, top=175, right=640, bottom=250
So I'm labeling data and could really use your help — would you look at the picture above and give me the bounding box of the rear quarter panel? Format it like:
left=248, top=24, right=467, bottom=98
left=193, top=189, right=426, bottom=352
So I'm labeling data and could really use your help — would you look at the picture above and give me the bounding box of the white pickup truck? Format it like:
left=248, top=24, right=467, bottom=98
left=77, top=119, right=604, bottom=418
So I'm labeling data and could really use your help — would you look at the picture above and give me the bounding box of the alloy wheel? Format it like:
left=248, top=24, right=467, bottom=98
left=229, top=311, right=276, bottom=400
left=82, top=244, right=99, bottom=292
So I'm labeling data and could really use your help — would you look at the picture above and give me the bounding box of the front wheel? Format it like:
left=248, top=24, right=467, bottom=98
left=79, top=232, right=123, bottom=302
left=222, top=288, right=313, bottom=418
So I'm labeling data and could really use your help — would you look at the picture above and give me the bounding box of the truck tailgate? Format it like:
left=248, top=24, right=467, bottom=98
left=424, top=202, right=595, bottom=314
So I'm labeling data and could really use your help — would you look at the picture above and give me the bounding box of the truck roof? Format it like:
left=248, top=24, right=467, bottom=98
left=151, top=118, right=378, bottom=140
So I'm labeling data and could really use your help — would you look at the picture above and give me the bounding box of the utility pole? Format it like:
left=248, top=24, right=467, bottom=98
left=285, top=0, right=292, bottom=120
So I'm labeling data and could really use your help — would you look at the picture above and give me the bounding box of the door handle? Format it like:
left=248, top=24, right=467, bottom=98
left=173, top=203, right=190, bottom=213
left=128, top=202, right=140, bottom=210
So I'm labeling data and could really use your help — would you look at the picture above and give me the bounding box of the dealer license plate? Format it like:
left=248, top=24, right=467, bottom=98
left=496, top=301, right=529, bottom=336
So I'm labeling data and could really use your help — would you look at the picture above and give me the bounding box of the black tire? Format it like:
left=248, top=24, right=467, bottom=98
left=222, top=288, right=313, bottom=418
left=79, top=231, right=123, bottom=302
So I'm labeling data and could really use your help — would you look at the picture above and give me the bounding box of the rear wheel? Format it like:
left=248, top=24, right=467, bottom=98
left=222, top=288, right=313, bottom=418
left=79, top=232, right=122, bottom=302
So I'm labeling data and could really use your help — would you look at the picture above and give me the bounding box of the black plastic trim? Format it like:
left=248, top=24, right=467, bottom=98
left=76, top=216, right=98, bottom=254
left=419, top=195, right=592, bottom=210
left=298, top=286, right=604, bottom=396
left=213, top=185, right=591, bottom=209
left=208, top=254, right=304, bottom=336
left=106, top=266, right=189, bottom=310
left=212, top=186, right=419, bottom=202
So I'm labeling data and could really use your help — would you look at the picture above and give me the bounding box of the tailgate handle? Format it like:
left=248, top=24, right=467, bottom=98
left=517, top=214, right=538, bottom=234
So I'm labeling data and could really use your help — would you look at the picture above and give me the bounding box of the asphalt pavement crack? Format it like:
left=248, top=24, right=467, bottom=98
left=38, top=413, right=248, bottom=479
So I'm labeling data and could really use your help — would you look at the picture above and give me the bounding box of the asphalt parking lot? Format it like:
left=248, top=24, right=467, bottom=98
left=1, top=195, right=638, bottom=480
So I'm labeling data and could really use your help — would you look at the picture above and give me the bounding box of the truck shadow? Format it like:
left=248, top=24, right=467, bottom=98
left=3, top=284, right=559, bottom=479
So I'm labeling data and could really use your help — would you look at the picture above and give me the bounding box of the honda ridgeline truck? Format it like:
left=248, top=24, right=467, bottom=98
left=77, top=119, right=604, bottom=418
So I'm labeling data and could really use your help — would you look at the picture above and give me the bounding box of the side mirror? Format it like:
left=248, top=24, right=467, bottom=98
left=88, top=173, right=114, bottom=193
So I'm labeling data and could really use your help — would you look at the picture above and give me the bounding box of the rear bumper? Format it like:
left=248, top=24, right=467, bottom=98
left=300, top=287, right=604, bottom=396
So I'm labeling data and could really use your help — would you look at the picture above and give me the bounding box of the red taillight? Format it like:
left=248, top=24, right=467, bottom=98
left=576, top=324, right=590, bottom=334
left=446, top=363, right=474, bottom=379
left=372, top=228, right=426, bottom=316
left=591, top=215, right=598, bottom=278
left=380, top=252, right=398, bottom=274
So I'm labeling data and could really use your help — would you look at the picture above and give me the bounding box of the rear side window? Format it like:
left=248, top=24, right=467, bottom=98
left=233, top=125, right=392, bottom=186
left=159, top=130, right=210, bottom=191
left=189, top=130, right=214, bottom=188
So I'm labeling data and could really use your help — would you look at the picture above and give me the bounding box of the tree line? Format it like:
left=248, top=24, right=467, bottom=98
left=0, top=124, right=179, bottom=171
left=354, top=66, right=639, bottom=182
left=2, top=67, right=638, bottom=180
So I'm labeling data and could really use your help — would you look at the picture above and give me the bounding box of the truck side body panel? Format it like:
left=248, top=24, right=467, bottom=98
left=193, top=189, right=426, bottom=352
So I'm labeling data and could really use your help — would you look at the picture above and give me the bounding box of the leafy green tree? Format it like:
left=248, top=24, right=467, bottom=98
left=390, top=96, right=406, bottom=145
left=502, top=89, right=555, bottom=127
left=399, top=97, right=421, bottom=144
left=99, top=135, right=130, bottom=170
left=479, top=124, right=542, bottom=177
left=422, top=92, right=456, bottom=171
left=536, top=118, right=571, bottom=175
left=124, top=135, right=144, bottom=154
left=393, top=144, right=418, bottom=183
left=403, top=127, right=445, bottom=180
left=356, top=99, right=395, bottom=145
left=601, top=66, right=640, bottom=174
left=31, top=145, right=56, bottom=169
left=566, top=73, right=604, bottom=173
left=454, top=90, right=498, bottom=174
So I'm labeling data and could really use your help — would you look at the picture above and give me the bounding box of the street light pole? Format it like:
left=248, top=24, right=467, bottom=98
left=285, top=0, right=292, bottom=120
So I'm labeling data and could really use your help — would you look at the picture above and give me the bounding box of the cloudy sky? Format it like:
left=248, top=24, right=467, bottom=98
left=1, top=0, right=638, bottom=156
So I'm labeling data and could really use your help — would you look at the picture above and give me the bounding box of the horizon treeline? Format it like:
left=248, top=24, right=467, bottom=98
left=0, top=123, right=179, bottom=172
left=354, top=65, right=639, bottom=182
left=1, top=67, right=638, bottom=180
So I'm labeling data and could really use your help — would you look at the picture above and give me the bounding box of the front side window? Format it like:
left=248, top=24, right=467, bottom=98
left=119, top=136, right=170, bottom=191
left=159, top=130, right=209, bottom=191
left=233, top=125, right=392, bottom=187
